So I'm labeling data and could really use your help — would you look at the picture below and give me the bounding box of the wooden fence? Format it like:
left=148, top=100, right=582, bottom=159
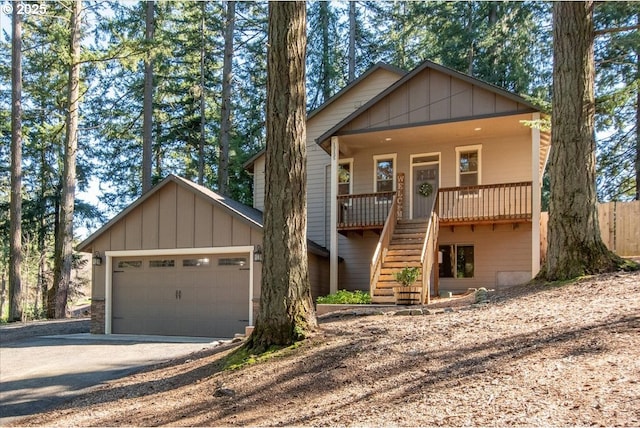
left=540, top=201, right=640, bottom=261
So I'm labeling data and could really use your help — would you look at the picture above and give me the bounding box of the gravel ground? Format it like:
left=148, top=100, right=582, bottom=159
left=10, top=271, right=640, bottom=427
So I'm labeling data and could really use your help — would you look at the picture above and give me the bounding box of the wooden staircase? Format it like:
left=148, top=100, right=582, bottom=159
left=371, top=219, right=429, bottom=304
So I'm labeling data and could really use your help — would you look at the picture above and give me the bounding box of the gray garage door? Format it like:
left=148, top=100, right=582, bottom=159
left=112, top=254, right=250, bottom=337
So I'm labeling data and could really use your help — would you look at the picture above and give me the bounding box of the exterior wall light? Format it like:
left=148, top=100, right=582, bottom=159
left=253, top=245, right=263, bottom=263
left=92, top=251, right=103, bottom=266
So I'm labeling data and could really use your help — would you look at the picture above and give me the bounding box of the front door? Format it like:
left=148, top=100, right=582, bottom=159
left=412, top=163, right=439, bottom=219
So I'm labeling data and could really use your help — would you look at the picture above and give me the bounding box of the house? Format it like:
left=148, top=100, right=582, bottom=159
left=80, top=59, right=550, bottom=338
left=245, top=59, right=551, bottom=304
left=77, top=175, right=330, bottom=337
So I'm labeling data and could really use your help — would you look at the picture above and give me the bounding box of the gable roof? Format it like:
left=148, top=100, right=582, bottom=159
left=244, top=62, right=407, bottom=172
left=317, top=59, right=541, bottom=151
left=76, top=174, right=330, bottom=258
left=306, top=62, right=406, bottom=121
left=77, top=175, right=262, bottom=253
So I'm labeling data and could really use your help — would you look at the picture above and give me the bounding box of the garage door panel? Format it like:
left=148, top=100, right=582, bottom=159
left=112, top=253, right=250, bottom=337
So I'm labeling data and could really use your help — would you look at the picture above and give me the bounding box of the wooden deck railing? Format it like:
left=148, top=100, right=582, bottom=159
left=337, top=191, right=396, bottom=230
left=369, top=194, right=397, bottom=299
left=438, top=181, right=533, bottom=224
left=420, top=207, right=439, bottom=305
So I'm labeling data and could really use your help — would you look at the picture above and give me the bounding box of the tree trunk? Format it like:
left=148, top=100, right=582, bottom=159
left=218, top=0, right=235, bottom=195
left=320, top=1, right=331, bottom=102
left=142, top=0, right=154, bottom=193
left=541, top=1, right=622, bottom=281
left=247, top=1, right=316, bottom=353
left=49, top=0, right=81, bottom=318
left=348, top=1, right=356, bottom=82
left=0, top=274, right=6, bottom=319
left=466, top=3, right=475, bottom=76
left=635, top=15, right=639, bottom=201
left=9, top=5, right=23, bottom=322
left=198, top=1, right=207, bottom=186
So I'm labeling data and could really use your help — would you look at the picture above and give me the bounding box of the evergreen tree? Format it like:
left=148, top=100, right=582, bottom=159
left=541, top=1, right=624, bottom=281
left=247, top=1, right=316, bottom=352
left=9, top=4, right=23, bottom=322
left=49, top=0, right=82, bottom=318
left=594, top=2, right=640, bottom=201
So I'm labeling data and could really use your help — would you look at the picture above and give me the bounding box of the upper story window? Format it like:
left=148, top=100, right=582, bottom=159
left=338, top=159, right=353, bottom=195
left=456, top=145, right=481, bottom=187
left=373, top=154, right=396, bottom=194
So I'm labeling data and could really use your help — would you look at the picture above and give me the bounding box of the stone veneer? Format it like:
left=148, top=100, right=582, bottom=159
left=90, top=299, right=105, bottom=334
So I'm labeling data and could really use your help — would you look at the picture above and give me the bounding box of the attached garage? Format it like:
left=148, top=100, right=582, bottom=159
left=78, top=174, right=330, bottom=338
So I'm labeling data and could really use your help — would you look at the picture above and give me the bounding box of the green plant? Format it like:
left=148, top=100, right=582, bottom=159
left=316, top=289, right=371, bottom=304
left=394, top=266, right=420, bottom=287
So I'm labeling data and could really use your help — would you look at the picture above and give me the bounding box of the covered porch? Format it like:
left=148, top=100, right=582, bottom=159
left=337, top=180, right=534, bottom=233
left=317, top=60, right=550, bottom=296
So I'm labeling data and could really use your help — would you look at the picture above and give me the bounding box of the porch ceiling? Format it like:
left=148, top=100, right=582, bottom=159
left=333, top=113, right=551, bottom=178
left=336, top=114, right=526, bottom=150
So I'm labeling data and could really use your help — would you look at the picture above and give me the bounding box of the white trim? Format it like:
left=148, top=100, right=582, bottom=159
left=531, top=112, right=541, bottom=277
left=104, top=245, right=255, bottom=335
left=455, top=144, right=482, bottom=187
left=373, top=153, right=397, bottom=203
left=337, top=158, right=354, bottom=196
left=330, top=137, right=339, bottom=294
left=409, top=152, right=441, bottom=220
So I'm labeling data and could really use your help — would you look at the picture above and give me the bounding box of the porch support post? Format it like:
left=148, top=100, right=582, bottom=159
left=531, top=112, right=541, bottom=277
left=330, top=136, right=339, bottom=294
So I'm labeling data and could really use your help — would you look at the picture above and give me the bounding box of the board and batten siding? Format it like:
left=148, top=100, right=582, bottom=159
left=344, top=67, right=532, bottom=133
left=90, top=181, right=263, bottom=301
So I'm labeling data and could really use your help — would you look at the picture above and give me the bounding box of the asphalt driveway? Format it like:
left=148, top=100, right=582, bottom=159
left=0, top=323, right=229, bottom=425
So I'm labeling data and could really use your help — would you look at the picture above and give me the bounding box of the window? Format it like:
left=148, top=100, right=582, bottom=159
left=412, top=154, right=439, bottom=164
left=373, top=154, right=396, bottom=202
left=338, top=159, right=353, bottom=195
left=117, top=260, right=142, bottom=269
left=149, top=259, right=175, bottom=268
left=456, top=145, right=482, bottom=190
left=218, top=257, right=247, bottom=267
left=439, top=244, right=474, bottom=278
left=183, top=258, right=211, bottom=267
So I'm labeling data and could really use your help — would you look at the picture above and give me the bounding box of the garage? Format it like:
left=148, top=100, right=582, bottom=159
left=111, top=254, right=250, bottom=337
left=78, top=174, right=329, bottom=338
left=77, top=175, right=264, bottom=338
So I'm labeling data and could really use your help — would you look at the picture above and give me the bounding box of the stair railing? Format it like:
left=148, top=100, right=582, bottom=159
left=370, top=193, right=397, bottom=299
left=420, top=195, right=440, bottom=304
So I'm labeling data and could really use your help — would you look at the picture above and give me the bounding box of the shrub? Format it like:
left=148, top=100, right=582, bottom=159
left=317, top=289, right=371, bottom=304
left=394, top=266, right=420, bottom=287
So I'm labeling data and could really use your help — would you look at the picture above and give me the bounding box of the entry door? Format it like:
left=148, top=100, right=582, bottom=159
left=413, top=164, right=439, bottom=219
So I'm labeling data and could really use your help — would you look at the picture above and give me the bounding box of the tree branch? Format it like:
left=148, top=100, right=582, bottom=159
left=595, top=24, right=640, bottom=36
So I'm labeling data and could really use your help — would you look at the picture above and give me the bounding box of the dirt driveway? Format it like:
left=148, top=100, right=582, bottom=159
left=0, top=320, right=231, bottom=425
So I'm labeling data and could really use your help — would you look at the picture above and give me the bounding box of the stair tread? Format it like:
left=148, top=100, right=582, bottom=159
left=380, top=280, right=423, bottom=284
left=382, top=262, right=423, bottom=268
left=381, top=267, right=422, bottom=273
left=371, top=296, right=396, bottom=304
left=373, top=288, right=394, bottom=296
left=393, top=228, right=428, bottom=234
left=384, top=253, right=421, bottom=262
left=388, top=244, right=424, bottom=250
